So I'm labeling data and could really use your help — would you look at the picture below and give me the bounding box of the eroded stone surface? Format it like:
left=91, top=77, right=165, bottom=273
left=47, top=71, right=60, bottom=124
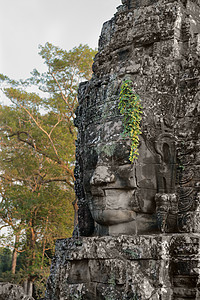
left=74, top=0, right=200, bottom=236
left=45, top=234, right=200, bottom=299
left=45, top=0, right=200, bottom=298
left=0, top=282, right=35, bottom=300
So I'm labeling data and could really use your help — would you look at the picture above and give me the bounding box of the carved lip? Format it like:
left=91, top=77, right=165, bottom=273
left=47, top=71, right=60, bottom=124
left=90, top=186, right=136, bottom=197
left=92, top=209, right=136, bottom=225
left=90, top=186, right=105, bottom=197
left=89, top=188, right=138, bottom=213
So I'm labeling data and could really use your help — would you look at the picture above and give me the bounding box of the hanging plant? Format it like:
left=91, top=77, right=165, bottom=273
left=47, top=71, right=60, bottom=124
left=118, top=79, right=142, bottom=162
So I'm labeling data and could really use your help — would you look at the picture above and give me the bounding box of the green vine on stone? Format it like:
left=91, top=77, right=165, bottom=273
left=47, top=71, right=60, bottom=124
left=118, top=79, right=142, bottom=163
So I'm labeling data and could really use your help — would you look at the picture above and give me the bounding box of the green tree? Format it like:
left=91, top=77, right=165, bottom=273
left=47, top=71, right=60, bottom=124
left=0, top=247, right=12, bottom=276
left=0, top=43, right=96, bottom=297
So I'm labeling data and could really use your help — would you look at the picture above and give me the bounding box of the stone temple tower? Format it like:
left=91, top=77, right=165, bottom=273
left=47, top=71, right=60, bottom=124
left=45, top=0, right=200, bottom=298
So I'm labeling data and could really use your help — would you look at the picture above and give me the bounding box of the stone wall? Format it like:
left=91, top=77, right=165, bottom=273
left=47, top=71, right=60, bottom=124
left=45, top=234, right=200, bottom=299
left=0, top=282, right=35, bottom=300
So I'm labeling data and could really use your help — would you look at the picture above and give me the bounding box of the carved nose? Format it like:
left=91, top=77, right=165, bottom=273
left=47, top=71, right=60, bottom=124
left=90, top=166, right=115, bottom=185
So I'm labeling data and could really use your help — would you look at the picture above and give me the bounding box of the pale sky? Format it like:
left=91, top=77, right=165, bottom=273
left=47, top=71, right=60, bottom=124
left=0, top=0, right=121, bottom=80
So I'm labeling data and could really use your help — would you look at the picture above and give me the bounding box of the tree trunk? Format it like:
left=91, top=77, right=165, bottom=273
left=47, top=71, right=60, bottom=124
left=27, top=280, right=33, bottom=297
left=23, top=280, right=28, bottom=294
left=41, top=216, right=49, bottom=269
left=11, top=233, right=19, bottom=274
left=23, top=279, right=33, bottom=297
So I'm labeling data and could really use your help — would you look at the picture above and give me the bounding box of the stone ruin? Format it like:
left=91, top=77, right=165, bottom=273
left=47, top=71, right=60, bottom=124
left=0, top=282, right=35, bottom=300
left=45, top=0, right=200, bottom=299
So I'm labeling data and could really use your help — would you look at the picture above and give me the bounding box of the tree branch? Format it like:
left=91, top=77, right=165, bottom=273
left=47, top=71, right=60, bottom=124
left=11, top=100, right=61, bottom=164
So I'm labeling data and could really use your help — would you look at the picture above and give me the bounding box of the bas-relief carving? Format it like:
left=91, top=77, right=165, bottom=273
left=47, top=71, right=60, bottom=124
left=45, top=1, right=200, bottom=299
left=88, top=137, right=158, bottom=236
left=75, top=78, right=180, bottom=236
left=74, top=0, right=200, bottom=237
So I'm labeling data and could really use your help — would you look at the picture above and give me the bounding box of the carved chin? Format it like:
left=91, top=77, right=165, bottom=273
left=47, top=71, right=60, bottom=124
left=91, top=209, right=136, bottom=225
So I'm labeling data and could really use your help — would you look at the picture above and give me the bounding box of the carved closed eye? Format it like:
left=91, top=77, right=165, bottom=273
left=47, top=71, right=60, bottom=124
left=112, top=143, right=131, bottom=164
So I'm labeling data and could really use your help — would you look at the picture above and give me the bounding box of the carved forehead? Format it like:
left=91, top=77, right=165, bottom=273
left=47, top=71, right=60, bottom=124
left=84, top=120, right=132, bottom=167
left=76, top=77, right=121, bottom=127
left=85, top=120, right=123, bottom=146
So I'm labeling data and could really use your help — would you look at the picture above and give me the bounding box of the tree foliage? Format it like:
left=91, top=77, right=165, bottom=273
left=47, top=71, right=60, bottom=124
left=0, top=247, right=12, bottom=275
left=0, top=43, right=96, bottom=297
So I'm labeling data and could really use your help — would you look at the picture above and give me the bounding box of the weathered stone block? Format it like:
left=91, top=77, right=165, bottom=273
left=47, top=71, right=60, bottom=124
left=0, top=283, right=34, bottom=300
left=45, top=234, right=200, bottom=299
left=67, top=260, right=90, bottom=284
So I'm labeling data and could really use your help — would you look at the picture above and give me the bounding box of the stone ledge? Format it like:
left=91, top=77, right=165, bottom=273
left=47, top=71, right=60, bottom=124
left=45, top=234, right=200, bottom=300
left=55, top=234, right=200, bottom=260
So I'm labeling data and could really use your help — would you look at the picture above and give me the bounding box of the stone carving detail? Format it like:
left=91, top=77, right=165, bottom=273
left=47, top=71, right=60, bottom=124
left=75, top=76, right=160, bottom=236
left=154, top=133, right=178, bottom=232
left=74, top=0, right=200, bottom=237
left=155, top=193, right=178, bottom=232
left=45, top=0, right=200, bottom=298
left=0, top=283, right=35, bottom=300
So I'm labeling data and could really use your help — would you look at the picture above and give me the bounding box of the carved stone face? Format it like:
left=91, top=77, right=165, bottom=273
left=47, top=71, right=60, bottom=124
left=75, top=0, right=199, bottom=237
left=75, top=77, right=179, bottom=236
left=83, top=117, right=158, bottom=235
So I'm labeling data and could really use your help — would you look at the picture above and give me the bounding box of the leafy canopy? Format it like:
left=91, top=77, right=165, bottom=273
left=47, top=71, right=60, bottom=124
left=0, top=42, right=97, bottom=297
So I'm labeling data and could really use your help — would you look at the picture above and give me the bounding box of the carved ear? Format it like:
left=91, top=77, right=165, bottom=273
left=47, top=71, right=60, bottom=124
left=163, top=143, right=170, bottom=164
left=155, top=133, right=176, bottom=162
